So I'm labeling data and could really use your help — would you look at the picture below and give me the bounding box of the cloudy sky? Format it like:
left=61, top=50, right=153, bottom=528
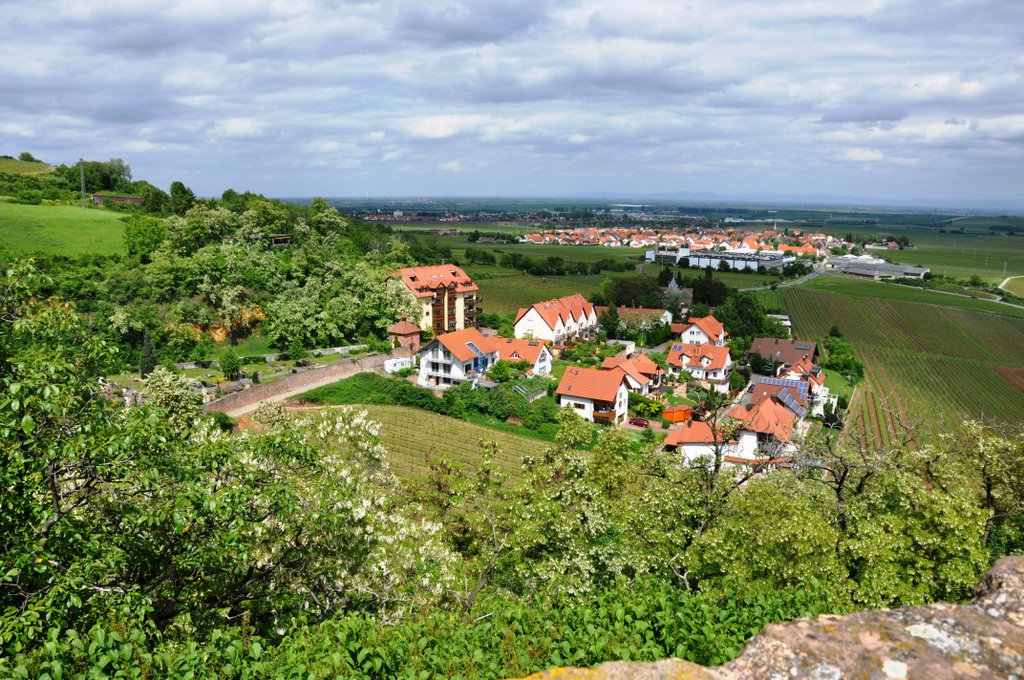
left=3, top=0, right=1023, bottom=201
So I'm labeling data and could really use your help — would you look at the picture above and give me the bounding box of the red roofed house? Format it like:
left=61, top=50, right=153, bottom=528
left=396, top=265, right=482, bottom=335
left=556, top=366, right=629, bottom=425
left=673, top=315, right=728, bottom=346
left=601, top=353, right=664, bottom=395
left=514, top=294, right=599, bottom=344
left=728, top=397, right=798, bottom=459
left=491, top=337, right=553, bottom=377
left=667, top=342, right=734, bottom=393
left=387, top=318, right=421, bottom=354
left=417, top=327, right=498, bottom=388
left=663, top=419, right=732, bottom=462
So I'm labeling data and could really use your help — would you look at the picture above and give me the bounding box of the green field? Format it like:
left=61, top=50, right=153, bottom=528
left=0, top=157, right=54, bottom=175
left=800, top=275, right=1024, bottom=318
left=881, top=232, right=1024, bottom=284
left=1003, top=277, right=1024, bottom=297
left=469, top=268, right=608, bottom=315
left=0, top=201, right=125, bottom=255
left=782, top=286, right=1024, bottom=447
left=326, top=404, right=541, bottom=481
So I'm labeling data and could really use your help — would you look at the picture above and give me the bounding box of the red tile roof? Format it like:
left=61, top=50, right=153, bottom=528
left=514, top=293, right=595, bottom=329
left=494, top=337, right=550, bottom=364
left=728, top=398, right=796, bottom=441
left=387, top=319, right=421, bottom=335
left=664, top=419, right=718, bottom=445
left=667, top=343, right=731, bottom=372
left=686, top=315, right=727, bottom=342
left=556, top=366, right=627, bottom=402
left=396, top=265, right=478, bottom=299
left=434, top=327, right=497, bottom=363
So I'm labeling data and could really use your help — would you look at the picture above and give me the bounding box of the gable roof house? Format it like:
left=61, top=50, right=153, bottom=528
left=396, top=265, right=481, bottom=335
left=492, top=337, right=553, bottom=377
left=514, top=294, right=598, bottom=344
left=601, top=353, right=664, bottom=395
left=727, top=396, right=799, bottom=459
left=749, top=338, right=817, bottom=372
left=667, top=342, right=733, bottom=393
left=556, top=366, right=629, bottom=425
left=417, top=327, right=498, bottom=389
left=663, top=419, right=734, bottom=462
left=596, top=306, right=673, bottom=330
left=671, top=315, right=728, bottom=346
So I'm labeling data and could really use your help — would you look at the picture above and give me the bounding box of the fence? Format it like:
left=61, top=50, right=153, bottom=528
left=176, top=344, right=368, bottom=371
left=201, top=352, right=393, bottom=415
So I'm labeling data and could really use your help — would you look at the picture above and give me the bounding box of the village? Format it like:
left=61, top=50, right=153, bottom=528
left=389, top=261, right=839, bottom=469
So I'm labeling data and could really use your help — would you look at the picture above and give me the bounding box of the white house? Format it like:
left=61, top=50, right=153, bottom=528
left=417, top=327, right=499, bottom=388
left=514, top=294, right=599, bottom=343
left=555, top=366, right=629, bottom=425
left=491, top=337, right=553, bottom=377
left=663, top=420, right=733, bottom=462
left=667, top=342, right=734, bottom=393
left=671, top=315, right=729, bottom=347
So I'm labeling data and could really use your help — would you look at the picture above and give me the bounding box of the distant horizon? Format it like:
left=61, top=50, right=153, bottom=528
left=4, top=1, right=1023, bottom=206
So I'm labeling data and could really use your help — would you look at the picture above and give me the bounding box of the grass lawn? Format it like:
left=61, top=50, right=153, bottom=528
left=0, top=201, right=125, bottom=256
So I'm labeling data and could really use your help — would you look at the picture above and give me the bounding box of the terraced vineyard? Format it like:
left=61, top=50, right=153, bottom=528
left=782, top=287, right=1024, bottom=447
left=357, top=404, right=544, bottom=481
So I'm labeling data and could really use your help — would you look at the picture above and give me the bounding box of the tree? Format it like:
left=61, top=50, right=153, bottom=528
left=18, top=151, right=38, bottom=162
left=220, top=348, right=242, bottom=381
left=599, top=302, right=620, bottom=339
left=139, top=332, right=157, bottom=377
left=169, top=180, right=197, bottom=216
left=142, top=366, right=201, bottom=433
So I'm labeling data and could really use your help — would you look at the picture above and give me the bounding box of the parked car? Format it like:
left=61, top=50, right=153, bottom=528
left=628, top=416, right=650, bottom=427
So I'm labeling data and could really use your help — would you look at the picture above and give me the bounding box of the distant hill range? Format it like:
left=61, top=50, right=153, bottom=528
left=567, top=190, right=1024, bottom=215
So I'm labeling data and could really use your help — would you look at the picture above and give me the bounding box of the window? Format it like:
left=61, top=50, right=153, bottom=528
left=572, top=402, right=584, bottom=410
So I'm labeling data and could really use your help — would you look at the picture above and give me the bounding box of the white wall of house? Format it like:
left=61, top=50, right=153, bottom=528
left=532, top=348, right=552, bottom=376
left=681, top=326, right=714, bottom=345
left=679, top=442, right=721, bottom=463
left=557, top=383, right=628, bottom=424
left=418, top=343, right=467, bottom=387
left=514, top=308, right=559, bottom=341
left=734, top=431, right=760, bottom=458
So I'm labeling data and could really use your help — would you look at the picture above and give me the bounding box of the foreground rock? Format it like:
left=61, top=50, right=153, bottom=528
left=522, top=556, right=1024, bottom=679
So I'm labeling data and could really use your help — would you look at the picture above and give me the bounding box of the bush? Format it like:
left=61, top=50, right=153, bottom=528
left=208, top=411, right=237, bottom=432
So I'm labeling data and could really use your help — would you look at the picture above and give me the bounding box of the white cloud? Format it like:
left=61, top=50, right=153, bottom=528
left=842, top=148, right=884, bottom=162
left=2, top=0, right=1021, bottom=201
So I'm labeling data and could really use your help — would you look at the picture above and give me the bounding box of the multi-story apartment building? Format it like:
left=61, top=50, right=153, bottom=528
left=396, top=265, right=482, bottom=335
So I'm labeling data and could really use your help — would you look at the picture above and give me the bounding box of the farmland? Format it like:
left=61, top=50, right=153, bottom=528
left=0, top=157, right=54, bottom=175
left=326, top=404, right=540, bottom=481
left=781, top=286, right=1024, bottom=447
left=0, top=201, right=125, bottom=255
left=799, top=275, right=1024, bottom=318
left=469, top=268, right=608, bottom=314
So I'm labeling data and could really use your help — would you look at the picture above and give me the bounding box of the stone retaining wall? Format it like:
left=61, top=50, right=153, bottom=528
left=201, top=353, right=388, bottom=414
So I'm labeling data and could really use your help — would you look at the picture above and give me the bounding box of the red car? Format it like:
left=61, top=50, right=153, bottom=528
left=629, top=417, right=650, bottom=427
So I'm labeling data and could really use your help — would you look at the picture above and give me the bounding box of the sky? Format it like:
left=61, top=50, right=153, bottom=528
left=2, top=0, right=1023, bottom=203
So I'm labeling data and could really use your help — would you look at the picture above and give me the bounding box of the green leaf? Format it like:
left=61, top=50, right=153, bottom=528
left=20, top=414, right=34, bottom=434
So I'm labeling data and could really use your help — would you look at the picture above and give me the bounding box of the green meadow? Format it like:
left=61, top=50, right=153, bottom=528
left=0, top=201, right=125, bottom=256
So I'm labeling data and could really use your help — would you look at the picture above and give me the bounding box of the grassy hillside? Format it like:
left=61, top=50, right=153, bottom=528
left=782, top=286, right=1024, bottom=447
left=0, top=201, right=125, bottom=256
left=0, top=157, right=54, bottom=175
left=881, top=231, right=1024, bottom=284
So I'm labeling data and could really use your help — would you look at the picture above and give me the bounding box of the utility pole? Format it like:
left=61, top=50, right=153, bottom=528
left=79, top=158, right=86, bottom=208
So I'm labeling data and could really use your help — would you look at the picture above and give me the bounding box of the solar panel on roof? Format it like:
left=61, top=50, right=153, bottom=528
left=778, top=389, right=807, bottom=418
left=756, top=376, right=808, bottom=399
left=795, top=343, right=811, bottom=350
left=671, top=344, right=682, bottom=351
